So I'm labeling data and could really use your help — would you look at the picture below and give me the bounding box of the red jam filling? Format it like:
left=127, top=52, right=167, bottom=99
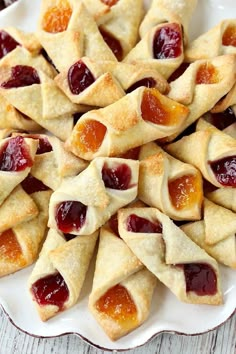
left=55, top=201, right=87, bottom=233
left=126, top=214, right=163, bottom=233
left=25, top=135, right=53, bottom=154
left=222, top=25, right=236, bottom=47
left=31, top=272, right=69, bottom=309
left=0, top=30, right=21, bottom=59
left=0, top=136, right=33, bottom=172
left=168, top=62, right=190, bottom=82
left=119, top=147, right=140, bottom=160
left=100, top=0, right=119, bottom=6
left=99, top=27, right=123, bottom=61
left=126, top=77, right=156, bottom=94
left=209, top=156, right=236, bottom=187
left=153, top=23, right=182, bottom=59
left=68, top=60, right=95, bottom=95
left=1, top=65, right=40, bottom=89
left=208, top=107, right=236, bottom=131
left=102, top=163, right=132, bottom=190
left=108, top=213, right=119, bottom=236
left=183, top=263, right=217, bottom=296
left=21, top=174, right=49, bottom=194
left=95, top=284, right=138, bottom=330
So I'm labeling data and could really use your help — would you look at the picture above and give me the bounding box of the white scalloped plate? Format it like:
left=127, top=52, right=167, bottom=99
left=0, top=0, right=235, bottom=351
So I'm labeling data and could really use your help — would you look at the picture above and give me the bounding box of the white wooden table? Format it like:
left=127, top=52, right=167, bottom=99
left=0, top=308, right=235, bottom=353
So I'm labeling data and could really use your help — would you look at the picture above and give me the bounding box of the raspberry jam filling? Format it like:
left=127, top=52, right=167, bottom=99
left=168, top=174, right=202, bottom=210
left=0, top=229, right=25, bottom=266
left=68, top=60, right=95, bottom=95
left=102, top=163, right=132, bottom=190
left=99, top=27, right=123, bottom=61
left=55, top=201, right=87, bottom=233
left=0, top=136, right=33, bottom=172
left=183, top=263, right=217, bottom=296
left=74, top=120, right=107, bottom=153
left=42, top=1, right=72, bottom=33
left=26, top=135, right=53, bottom=154
left=1, top=65, right=40, bottom=89
left=96, top=284, right=138, bottom=330
left=153, top=23, right=182, bottom=59
left=209, top=156, right=236, bottom=187
left=141, top=88, right=187, bottom=126
left=119, top=147, right=140, bottom=160
left=100, top=0, right=119, bottom=6
left=196, top=63, right=219, bottom=85
left=126, top=77, right=156, bottom=94
left=126, top=214, right=163, bottom=233
left=21, top=174, right=50, bottom=194
left=31, top=272, right=69, bottom=309
left=222, top=25, right=236, bottom=47
left=0, top=30, right=20, bottom=59
left=108, top=213, right=119, bottom=236
left=208, top=107, right=236, bottom=131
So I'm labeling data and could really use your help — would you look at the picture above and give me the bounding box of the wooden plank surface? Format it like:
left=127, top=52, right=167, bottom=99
left=0, top=307, right=235, bottom=353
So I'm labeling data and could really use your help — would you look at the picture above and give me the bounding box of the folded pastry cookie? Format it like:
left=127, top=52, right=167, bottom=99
left=118, top=207, right=223, bottom=305
left=140, top=0, right=197, bottom=42
left=55, top=57, right=169, bottom=107
left=37, top=0, right=116, bottom=72
left=48, top=157, right=139, bottom=236
left=0, top=27, right=41, bottom=60
left=0, top=63, right=81, bottom=121
left=181, top=198, right=236, bottom=268
left=83, top=0, right=144, bottom=60
left=0, top=179, right=51, bottom=277
left=0, top=135, right=38, bottom=206
left=166, top=118, right=236, bottom=188
left=206, top=187, right=236, bottom=213
left=138, top=142, right=203, bottom=220
left=28, top=228, right=98, bottom=321
left=123, top=22, right=184, bottom=79
left=65, top=87, right=189, bottom=161
left=211, top=82, right=236, bottom=114
left=89, top=223, right=156, bottom=340
left=13, top=133, right=87, bottom=190
left=185, top=19, right=236, bottom=62
left=167, top=54, right=236, bottom=140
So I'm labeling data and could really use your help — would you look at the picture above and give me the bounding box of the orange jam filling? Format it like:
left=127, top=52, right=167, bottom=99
left=42, top=1, right=72, bottom=33
left=141, top=88, right=188, bottom=126
left=96, top=284, right=138, bottom=331
left=0, top=229, right=25, bottom=266
left=222, top=25, right=236, bottom=47
left=196, top=63, right=219, bottom=85
left=75, top=120, right=107, bottom=153
left=100, top=0, right=119, bottom=6
left=168, top=174, right=202, bottom=210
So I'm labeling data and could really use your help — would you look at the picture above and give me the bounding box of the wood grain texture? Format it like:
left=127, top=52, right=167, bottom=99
left=0, top=308, right=235, bottom=354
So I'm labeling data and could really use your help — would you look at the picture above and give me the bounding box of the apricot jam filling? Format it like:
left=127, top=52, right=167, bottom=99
left=102, top=163, right=132, bottom=190
left=31, top=272, right=69, bottom=309
left=153, top=23, right=182, bottom=59
left=68, top=60, right=95, bottom=95
left=0, top=136, right=33, bottom=172
left=183, top=263, right=217, bottom=296
left=42, top=1, right=72, bottom=33
left=168, top=174, right=202, bottom=210
left=222, top=25, right=236, bottom=47
left=126, top=214, right=163, bottom=233
left=99, top=27, right=123, bottom=61
left=141, top=88, right=187, bottom=126
left=74, top=120, right=107, bottom=154
left=0, top=229, right=25, bottom=266
left=0, top=30, right=20, bottom=59
left=55, top=200, right=87, bottom=233
left=96, top=284, right=138, bottom=330
left=209, top=155, right=236, bottom=187
left=196, top=63, right=219, bottom=85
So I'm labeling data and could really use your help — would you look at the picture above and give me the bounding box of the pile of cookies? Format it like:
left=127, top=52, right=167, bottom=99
left=0, top=0, right=235, bottom=341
